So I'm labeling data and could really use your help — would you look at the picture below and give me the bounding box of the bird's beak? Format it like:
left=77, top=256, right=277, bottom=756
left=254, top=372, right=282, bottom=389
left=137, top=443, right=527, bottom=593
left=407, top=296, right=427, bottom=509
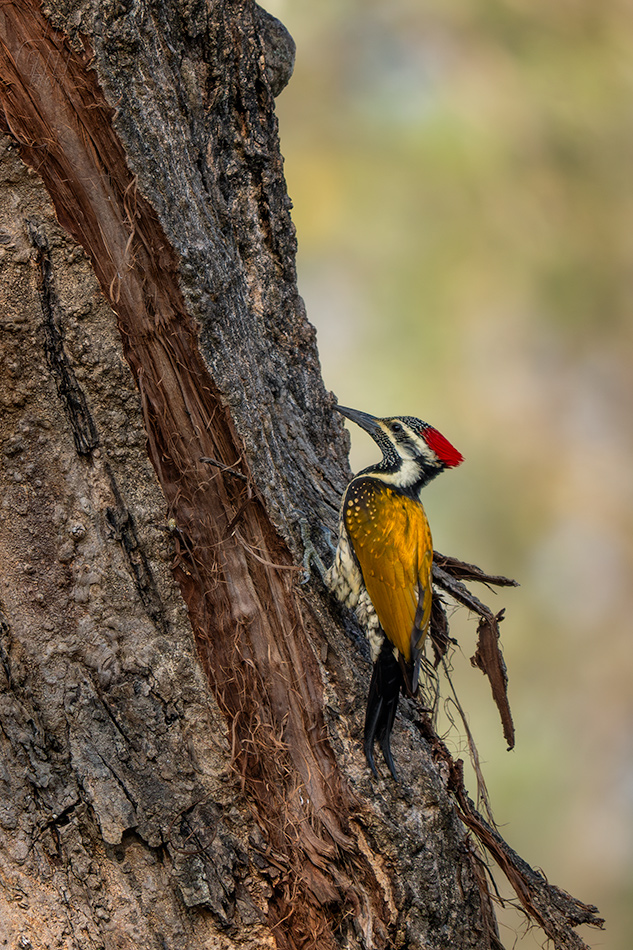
left=335, top=405, right=383, bottom=438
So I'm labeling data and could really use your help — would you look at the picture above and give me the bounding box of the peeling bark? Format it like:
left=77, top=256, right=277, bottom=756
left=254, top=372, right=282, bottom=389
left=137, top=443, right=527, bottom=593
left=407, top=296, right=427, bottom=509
left=432, top=554, right=516, bottom=750
left=0, top=2, right=602, bottom=949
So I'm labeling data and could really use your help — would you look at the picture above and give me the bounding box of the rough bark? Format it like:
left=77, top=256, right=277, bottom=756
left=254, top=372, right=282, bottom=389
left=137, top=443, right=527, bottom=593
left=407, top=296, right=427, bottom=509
left=0, top=2, right=602, bottom=949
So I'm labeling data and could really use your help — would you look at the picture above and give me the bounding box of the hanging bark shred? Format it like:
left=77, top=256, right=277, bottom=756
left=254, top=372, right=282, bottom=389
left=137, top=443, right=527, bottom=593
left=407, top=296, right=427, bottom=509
left=417, top=721, right=605, bottom=950
left=433, top=552, right=516, bottom=750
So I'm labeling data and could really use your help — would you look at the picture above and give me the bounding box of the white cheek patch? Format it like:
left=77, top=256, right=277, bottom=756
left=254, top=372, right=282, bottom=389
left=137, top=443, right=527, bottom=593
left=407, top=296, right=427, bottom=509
left=419, top=443, right=439, bottom=465
left=397, top=442, right=417, bottom=460
left=392, top=422, right=437, bottom=465
left=375, top=458, right=423, bottom=488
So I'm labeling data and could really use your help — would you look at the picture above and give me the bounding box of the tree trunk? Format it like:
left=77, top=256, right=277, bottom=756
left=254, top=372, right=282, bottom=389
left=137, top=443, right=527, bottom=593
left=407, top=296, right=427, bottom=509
left=0, top=3, right=600, bottom=949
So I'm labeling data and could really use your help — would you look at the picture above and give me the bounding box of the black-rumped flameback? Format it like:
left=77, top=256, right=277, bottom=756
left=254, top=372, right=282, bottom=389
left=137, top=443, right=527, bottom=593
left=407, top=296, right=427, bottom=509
left=327, top=405, right=463, bottom=779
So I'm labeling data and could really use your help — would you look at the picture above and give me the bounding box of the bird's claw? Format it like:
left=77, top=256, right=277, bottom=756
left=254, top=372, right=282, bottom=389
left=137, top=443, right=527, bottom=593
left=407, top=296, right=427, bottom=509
left=296, top=514, right=334, bottom=584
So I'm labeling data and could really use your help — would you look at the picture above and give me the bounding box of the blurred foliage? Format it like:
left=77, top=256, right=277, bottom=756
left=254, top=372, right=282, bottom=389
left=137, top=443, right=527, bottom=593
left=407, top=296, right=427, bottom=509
left=270, top=1, right=633, bottom=947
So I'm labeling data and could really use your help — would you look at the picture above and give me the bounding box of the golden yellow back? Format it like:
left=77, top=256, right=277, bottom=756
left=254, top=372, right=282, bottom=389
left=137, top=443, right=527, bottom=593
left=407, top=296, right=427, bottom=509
left=343, top=478, right=433, bottom=665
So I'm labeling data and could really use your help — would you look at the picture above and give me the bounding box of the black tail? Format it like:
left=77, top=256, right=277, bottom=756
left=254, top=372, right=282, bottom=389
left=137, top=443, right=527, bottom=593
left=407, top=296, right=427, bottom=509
left=364, top=639, right=404, bottom=780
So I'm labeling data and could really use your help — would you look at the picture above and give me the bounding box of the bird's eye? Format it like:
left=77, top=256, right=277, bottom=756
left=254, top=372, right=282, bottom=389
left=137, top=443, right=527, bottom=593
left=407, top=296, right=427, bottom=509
left=391, top=422, right=403, bottom=433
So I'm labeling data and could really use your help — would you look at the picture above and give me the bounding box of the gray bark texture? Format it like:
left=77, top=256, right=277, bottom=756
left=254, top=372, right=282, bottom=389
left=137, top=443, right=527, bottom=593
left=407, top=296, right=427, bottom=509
left=0, top=2, right=603, bottom=949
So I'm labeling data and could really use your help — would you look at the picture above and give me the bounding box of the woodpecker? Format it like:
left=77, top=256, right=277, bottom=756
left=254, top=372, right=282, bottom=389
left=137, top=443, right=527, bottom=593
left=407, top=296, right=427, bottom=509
left=327, top=405, right=463, bottom=779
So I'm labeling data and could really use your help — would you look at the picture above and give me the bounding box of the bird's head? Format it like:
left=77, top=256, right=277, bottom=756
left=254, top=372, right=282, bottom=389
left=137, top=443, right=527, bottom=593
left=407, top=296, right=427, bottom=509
left=336, top=405, right=463, bottom=492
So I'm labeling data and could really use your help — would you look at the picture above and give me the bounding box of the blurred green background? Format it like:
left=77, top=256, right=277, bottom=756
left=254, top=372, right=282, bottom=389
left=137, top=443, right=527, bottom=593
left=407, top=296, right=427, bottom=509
left=269, top=1, right=633, bottom=947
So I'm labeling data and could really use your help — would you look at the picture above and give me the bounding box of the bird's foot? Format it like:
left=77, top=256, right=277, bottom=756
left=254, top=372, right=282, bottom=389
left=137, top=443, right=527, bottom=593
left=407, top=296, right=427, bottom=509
left=295, top=514, right=335, bottom=585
